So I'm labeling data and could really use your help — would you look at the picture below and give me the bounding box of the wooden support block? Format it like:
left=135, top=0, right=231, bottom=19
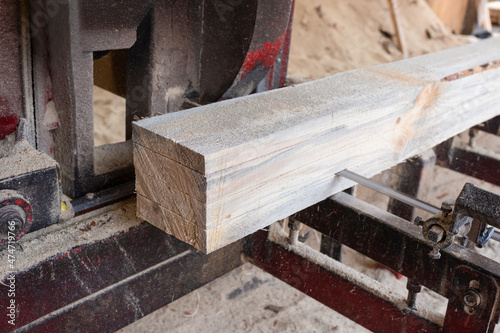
left=427, top=0, right=469, bottom=33
left=489, top=2, right=500, bottom=25
left=388, top=0, right=408, bottom=58
left=134, top=39, right=500, bottom=253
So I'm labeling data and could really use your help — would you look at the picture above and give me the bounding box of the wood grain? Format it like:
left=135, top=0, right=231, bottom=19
left=134, top=39, right=500, bottom=253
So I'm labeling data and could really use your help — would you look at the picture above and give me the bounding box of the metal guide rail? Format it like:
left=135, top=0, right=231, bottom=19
left=247, top=191, right=500, bottom=332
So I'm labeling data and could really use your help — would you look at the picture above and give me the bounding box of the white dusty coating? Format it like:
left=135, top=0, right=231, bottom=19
left=94, top=140, right=133, bottom=175
left=0, top=199, right=141, bottom=278
left=0, top=131, right=16, bottom=158
left=0, top=140, right=57, bottom=180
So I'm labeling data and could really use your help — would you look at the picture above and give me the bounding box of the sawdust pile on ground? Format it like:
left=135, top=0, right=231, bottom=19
left=94, top=86, right=126, bottom=147
left=288, top=0, right=474, bottom=79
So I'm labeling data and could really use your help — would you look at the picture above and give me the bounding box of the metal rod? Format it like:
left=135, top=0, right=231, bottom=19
left=337, top=170, right=441, bottom=215
left=337, top=169, right=500, bottom=242
left=490, top=231, right=500, bottom=243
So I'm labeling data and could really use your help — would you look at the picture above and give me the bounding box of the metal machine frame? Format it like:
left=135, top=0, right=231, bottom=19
left=2, top=1, right=500, bottom=332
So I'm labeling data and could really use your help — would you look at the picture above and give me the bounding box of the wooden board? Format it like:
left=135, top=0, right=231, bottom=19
left=489, top=1, right=500, bottom=25
left=427, top=0, right=491, bottom=34
left=426, top=0, right=469, bottom=33
left=133, top=39, right=500, bottom=253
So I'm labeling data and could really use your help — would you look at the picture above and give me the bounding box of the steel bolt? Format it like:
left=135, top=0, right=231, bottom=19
left=428, top=248, right=441, bottom=260
left=463, top=289, right=482, bottom=308
left=0, top=205, right=26, bottom=237
left=414, top=216, right=424, bottom=226
left=441, top=200, right=453, bottom=216
left=406, top=279, right=422, bottom=309
left=288, top=219, right=302, bottom=245
left=428, top=225, right=445, bottom=243
left=459, top=236, right=469, bottom=247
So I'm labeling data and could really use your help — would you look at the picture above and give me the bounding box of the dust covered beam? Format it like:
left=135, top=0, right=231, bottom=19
left=133, top=38, right=500, bottom=253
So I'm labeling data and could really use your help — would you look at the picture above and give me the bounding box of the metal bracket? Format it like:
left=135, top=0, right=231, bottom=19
left=444, top=266, right=500, bottom=332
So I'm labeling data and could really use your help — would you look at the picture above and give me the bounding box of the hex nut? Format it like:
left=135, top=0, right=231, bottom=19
left=0, top=205, right=26, bottom=237
left=463, top=289, right=482, bottom=308
left=428, top=248, right=441, bottom=260
left=414, top=216, right=424, bottom=226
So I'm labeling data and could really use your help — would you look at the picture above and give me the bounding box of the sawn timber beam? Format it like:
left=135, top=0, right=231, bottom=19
left=133, top=38, right=500, bottom=253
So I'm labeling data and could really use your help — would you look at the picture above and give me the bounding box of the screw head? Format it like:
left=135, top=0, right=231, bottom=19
left=441, top=200, right=453, bottom=216
left=428, top=248, right=441, bottom=260
left=463, top=289, right=482, bottom=308
left=0, top=205, right=26, bottom=237
left=428, top=225, right=445, bottom=243
left=414, top=216, right=424, bottom=226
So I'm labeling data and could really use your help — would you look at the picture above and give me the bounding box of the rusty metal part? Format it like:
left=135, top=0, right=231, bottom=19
left=291, top=192, right=500, bottom=331
left=0, top=223, right=243, bottom=332
left=0, top=191, right=32, bottom=246
left=0, top=204, right=26, bottom=236
left=444, top=267, right=499, bottom=332
left=246, top=230, right=442, bottom=332
left=406, top=279, right=422, bottom=310
left=463, top=288, right=482, bottom=312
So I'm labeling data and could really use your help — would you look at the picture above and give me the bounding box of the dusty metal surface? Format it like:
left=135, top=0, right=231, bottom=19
left=0, top=140, right=60, bottom=239
left=0, top=0, right=32, bottom=144
left=246, top=229, right=442, bottom=333
left=0, top=201, right=243, bottom=333
left=29, top=0, right=294, bottom=199
left=292, top=192, right=500, bottom=331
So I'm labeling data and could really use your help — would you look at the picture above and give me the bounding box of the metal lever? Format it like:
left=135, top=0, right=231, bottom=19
left=337, top=170, right=440, bottom=214
left=337, top=169, right=500, bottom=246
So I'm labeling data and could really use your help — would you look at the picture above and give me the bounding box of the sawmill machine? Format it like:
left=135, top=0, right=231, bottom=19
left=1, top=1, right=500, bottom=332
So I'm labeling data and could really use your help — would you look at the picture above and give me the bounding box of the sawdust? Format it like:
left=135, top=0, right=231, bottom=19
left=288, top=0, right=475, bottom=79
left=94, top=140, right=133, bottom=175
left=0, top=139, right=57, bottom=180
left=0, top=199, right=140, bottom=277
left=0, top=130, right=15, bottom=158
left=94, top=85, right=126, bottom=146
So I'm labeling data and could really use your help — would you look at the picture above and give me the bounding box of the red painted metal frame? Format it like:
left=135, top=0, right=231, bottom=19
left=245, top=231, right=441, bottom=333
left=0, top=0, right=24, bottom=140
left=0, top=222, right=243, bottom=333
left=245, top=192, right=500, bottom=332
